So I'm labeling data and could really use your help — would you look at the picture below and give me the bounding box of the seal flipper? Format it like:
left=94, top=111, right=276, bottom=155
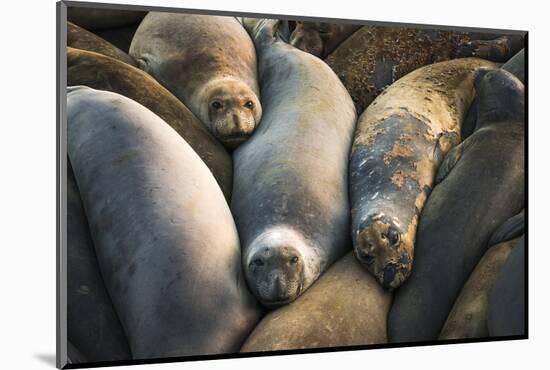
left=249, top=19, right=287, bottom=46
left=502, top=49, right=525, bottom=84
left=487, top=209, right=525, bottom=247
left=433, top=131, right=461, bottom=168
left=435, top=140, right=464, bottom=185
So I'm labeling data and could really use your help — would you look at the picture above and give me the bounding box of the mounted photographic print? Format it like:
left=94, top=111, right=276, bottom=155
left=56, top=1, right=527, bottom=368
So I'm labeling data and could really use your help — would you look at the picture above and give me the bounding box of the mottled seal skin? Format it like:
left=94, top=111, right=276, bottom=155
left=388, top=69, right=525, bottom=342
left=130, top=13, right=261, bottom=149
left=67, top=162, right=131, bottom=362
left=67, top=87, right=261, bottom=359
left=67, top=7, right=146, bottom=30
left=290, top=21, right=361, bottom=58
left=488, top=237, right=526, bottom=337
left=67, top=47, right=232, bottom=200
left=487, top=209, right=524, bottom=247
left=325, top=26, right=514, bottom=113
left=439, top=237, right=521, bottom=340
left=67, top=22, right=136, bottom=66
left=350, top=58, right=495, bottom=290
left=452, top=33, right=524, bottom=63
left=240, top=252, right=391, bottom=351
left=233, top=19, right=356, bottom=308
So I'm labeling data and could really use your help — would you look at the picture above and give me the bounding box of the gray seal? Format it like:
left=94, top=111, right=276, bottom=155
left=130, top=12, right=262, bottom=149
left=67, top=162, right=131, bottom=362
left=232, top=19, right=356, bottom=308
left=388, top=68, right=525, bottom=342
left=349, top=58, right=496, bottom=289
left=67, top=86, right=261, bottom=359
left=67, top=47, right=233, bottom=200
left=488, top=237, right=526, bottom=337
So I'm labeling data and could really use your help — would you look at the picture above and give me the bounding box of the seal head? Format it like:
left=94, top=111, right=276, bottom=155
left=244, top=227, right=317, bottom=308
left=199, top=78, right=262, bottom=149
left=354, top=213, right=412, bottom=289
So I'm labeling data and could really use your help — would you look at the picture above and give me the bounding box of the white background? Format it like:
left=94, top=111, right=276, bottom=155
left=0, top=0, right=546, bottom=368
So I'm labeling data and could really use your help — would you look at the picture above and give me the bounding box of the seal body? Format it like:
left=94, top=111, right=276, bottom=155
left=290, top=21, right=360, bottom=58
left=488, top=237, right=526, bottom=337
left=233, top=19, right=356, bottom=307
left=67, top=7, right=146, bottom=30
left=67, top=162, right=131, bottom=362
left=67, top=22, right=136, bottom=66
left=67, top=47, right=232, bottom=200
left=67, top=86, right=261, bottom=359
left=349, top=58, right=495, bottom=289
left=439, top=237, right=521, bottom=340
left=240, top=252, right=391, bottom=351
left=388, top=68, right=525, bottom=342
left=130, top=12, right=262, bottom=148
left=95, top=24, right=141, bottom=54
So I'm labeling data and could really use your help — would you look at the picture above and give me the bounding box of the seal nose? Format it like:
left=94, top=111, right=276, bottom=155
left=274, top=276, right=287, bottom=301
left=381, top=264, right=398, bottom=289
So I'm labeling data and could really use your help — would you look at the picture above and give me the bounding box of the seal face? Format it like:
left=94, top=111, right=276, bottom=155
left=129, top=13, right=262, bottom=149
left=244, top=228, right=307, bottom=307
left=202, top=78, right=262, bottom=149
left=290, top=21, right=361, bottom=58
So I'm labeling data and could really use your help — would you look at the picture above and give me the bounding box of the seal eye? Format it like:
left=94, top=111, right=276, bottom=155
left=250, top=259, right=264, bottom=267
left=386, top=228, right=400, bottom=246
left=244, top=100, right=254, bottom=109
left=290, top=256, right=299, bottom=264
left=211, top=101, right=223, bottom=110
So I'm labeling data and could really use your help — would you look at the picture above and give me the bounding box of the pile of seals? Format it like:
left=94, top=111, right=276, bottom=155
left=65, top=8, right=526, bottom=365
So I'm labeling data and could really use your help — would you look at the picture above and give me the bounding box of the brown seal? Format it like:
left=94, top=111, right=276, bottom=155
left=349, top=58, right=496, bottom=289
left=289, top=21, right=361, bottom=58
left=130, top=13, right=262, bottom=149
left=240, top=252, right=391, bottom=351
left=67, top=21, right=136, bottom=66
left=66, top=47, right=233, bottom=200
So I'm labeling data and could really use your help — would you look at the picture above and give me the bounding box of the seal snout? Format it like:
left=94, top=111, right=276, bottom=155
left=354, top=214, right=411, bottom=289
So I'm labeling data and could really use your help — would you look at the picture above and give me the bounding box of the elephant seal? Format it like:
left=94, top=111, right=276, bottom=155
left=67, top=22, right=136, bottom=66
left=67, top=47, right=232, bottom=200
left=349, top=58, right=495, bottom=289
left=67, top=7, right=146, bottom=30
left=461, top=48, right=525, bottom=140
left=94, top=24, right=141, bottom=54
left=488, top=237, right=526, bottom=337
left=67, top=162, right=131, bottom=362
left=130, top=12, right=262, bottom=149
left=388, top=68, right=525, bottom=342
left=233, top=19, right=356, bottom=307
left=452, top=33, right=525, bottom=63
left=325, top=26, right=518, bottom=113
left=240, top=252, right=391, bottom=351
left=289, top=21, right=361, bottom=58
left=439, top=236, right=521, bottom=340
left=67, top=86, right=261, bottom=359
